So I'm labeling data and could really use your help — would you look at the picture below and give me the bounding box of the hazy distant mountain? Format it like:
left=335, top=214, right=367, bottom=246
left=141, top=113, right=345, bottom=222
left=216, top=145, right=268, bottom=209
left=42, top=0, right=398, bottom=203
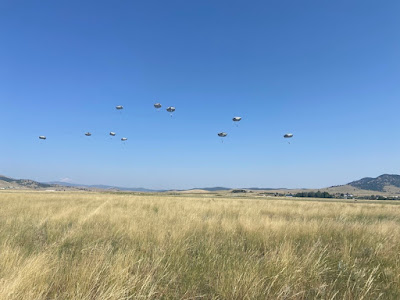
left=190, top=187, right=231, bottom=192
left=2, top=174, right=399, bottom=195
left=244, top=187, right=288, bottom=191
left=348, top=174, right=400, bottom=192
left=48, top=181, right=164, bottom=192
left=0, top=176, right=157, bottom=192
left=185, top=187, right=286, bottom=192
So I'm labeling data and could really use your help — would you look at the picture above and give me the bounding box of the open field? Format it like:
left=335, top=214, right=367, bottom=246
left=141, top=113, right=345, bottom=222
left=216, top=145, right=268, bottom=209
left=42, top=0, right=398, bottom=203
left=0, top=191, right=399, bottom=299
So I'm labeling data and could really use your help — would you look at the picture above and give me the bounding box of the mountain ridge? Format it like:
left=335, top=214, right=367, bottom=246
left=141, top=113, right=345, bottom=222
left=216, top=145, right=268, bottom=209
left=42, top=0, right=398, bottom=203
left=347, top=174, right=400, bottom=192
left=0, top=174, right=399, bottom=194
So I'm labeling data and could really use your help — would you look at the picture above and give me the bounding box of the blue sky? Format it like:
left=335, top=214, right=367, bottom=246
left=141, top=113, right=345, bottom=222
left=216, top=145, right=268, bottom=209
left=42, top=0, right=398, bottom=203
left=1, top=0, right=399, bottom=189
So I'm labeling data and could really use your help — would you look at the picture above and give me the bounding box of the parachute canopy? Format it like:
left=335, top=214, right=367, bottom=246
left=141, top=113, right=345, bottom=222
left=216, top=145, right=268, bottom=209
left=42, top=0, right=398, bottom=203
left=284, top=133, right=293, bottom=138
left=154, top=103, right=162, bottom=109
left=166, top=106, right=175, bottom=113
left=233, top=117, right=242, bottom=122
left=218, top=132, right=228, bottom=137
left=85, top=132, right=92, bottom=137
left=121, top=137, right=128, bottom=141
left=116, top=105, right=123, bottom=110
left=110, top=132, right=116, bottom=136
left=39, top=136, right=46, bottom=140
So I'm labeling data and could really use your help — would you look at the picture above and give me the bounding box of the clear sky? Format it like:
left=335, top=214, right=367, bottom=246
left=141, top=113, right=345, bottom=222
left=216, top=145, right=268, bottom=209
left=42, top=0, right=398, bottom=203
left=1, top=0, right=399, bottom=189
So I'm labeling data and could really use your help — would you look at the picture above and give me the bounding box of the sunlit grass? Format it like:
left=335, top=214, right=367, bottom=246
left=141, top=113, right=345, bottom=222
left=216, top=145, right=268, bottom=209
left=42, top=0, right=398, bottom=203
left=0, top=191, right=399, bottom=299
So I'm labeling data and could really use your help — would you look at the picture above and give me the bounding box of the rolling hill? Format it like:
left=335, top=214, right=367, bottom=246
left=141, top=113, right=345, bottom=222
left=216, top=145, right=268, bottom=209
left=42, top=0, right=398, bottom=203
left=0, top=175, right=53, bottom=190
left=347, top=174, right=400, bottom=193
left=1, top=174, right=399, bottom=195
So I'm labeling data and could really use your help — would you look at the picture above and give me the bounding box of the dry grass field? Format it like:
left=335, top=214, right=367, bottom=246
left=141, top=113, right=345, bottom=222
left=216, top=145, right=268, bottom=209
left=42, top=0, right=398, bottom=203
left=0, top=191, right=399, bottom=299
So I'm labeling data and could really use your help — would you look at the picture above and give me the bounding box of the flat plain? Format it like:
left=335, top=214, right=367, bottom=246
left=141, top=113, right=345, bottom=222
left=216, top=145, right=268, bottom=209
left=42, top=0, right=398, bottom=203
left=0, top=191, right=399, bottom=299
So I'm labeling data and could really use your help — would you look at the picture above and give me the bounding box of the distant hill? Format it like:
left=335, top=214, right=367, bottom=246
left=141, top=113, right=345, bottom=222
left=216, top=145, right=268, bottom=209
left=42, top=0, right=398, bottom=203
left=348, top=174, right=400, bottom=192
left=0, top=176, right=162, bottom=192
left=190, top=187, right=231, bottom=192
left=48, top=181, right=164, bottom=192
left=184, top=187, right=286, bottom=192
left=2, top=174, right=399, bottom=195
left=0, top=175, right=52, bottom=189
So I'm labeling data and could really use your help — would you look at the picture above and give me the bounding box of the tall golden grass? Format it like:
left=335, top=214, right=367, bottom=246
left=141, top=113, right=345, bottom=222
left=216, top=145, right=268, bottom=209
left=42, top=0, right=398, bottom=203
left=0, top=191, right=399, bottom=299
